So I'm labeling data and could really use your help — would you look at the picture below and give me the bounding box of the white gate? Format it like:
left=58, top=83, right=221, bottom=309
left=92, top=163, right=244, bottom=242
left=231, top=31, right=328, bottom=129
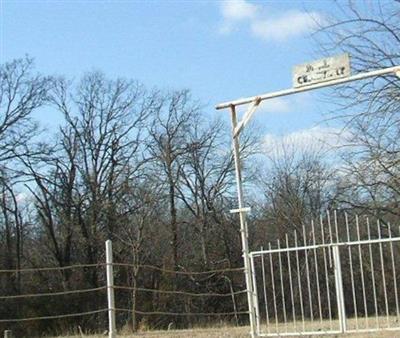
left=250, top=211, right=400, bottom=336
left=216, top=60, right=400, bottom=337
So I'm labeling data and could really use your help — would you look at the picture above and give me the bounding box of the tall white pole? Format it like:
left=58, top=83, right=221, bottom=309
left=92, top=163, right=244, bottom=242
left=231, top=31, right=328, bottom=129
left=106, top=240, right=116, bottom=338
left=230, top=106, right=257, bottom=338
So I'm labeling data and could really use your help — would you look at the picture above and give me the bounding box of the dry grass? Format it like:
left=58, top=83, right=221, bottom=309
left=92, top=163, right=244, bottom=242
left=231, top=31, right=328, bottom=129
left=52, top=326, right=400, bottom=337
left=51, top=317, right=400, bottom=337
left=52, top=329, right=400, bottom=338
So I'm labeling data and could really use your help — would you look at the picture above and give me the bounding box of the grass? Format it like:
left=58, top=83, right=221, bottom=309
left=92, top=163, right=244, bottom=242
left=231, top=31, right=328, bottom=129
left=52, top=327, right=400, bottom=338
left=52, top=317, right=400, bottom=337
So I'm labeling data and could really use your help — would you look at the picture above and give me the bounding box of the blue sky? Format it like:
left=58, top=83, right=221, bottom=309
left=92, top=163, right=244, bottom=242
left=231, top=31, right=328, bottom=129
left=1, top=0, right=343, bottom=149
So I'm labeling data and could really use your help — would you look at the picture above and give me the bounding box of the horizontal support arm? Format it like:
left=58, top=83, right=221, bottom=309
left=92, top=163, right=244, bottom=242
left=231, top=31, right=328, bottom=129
left=216, top=65, right=400, bottom=110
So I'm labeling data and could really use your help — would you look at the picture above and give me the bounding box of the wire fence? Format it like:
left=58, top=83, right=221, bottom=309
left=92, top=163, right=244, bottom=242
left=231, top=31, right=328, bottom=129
left=0, top=263, right=105, bottom=274
left=0, top=242, right=248, bottom=337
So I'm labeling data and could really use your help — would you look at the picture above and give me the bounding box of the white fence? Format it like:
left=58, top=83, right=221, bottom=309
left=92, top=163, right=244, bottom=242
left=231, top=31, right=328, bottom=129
left=250, top=211, right=400, bottom=336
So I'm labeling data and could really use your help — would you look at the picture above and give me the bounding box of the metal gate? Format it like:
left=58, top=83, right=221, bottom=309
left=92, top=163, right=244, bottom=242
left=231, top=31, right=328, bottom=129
left=250, top=211, right=400, bottom=336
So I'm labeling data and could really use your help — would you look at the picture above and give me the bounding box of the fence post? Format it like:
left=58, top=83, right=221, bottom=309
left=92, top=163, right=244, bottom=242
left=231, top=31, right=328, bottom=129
left=4, top=330, right=12, bottom=338
left=106, top=240, right=116, bottom=338
left=332, top=245, right=346, bottom=333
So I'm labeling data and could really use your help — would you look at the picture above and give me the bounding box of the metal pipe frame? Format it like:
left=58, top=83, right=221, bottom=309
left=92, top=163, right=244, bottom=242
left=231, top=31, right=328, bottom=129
left=217, top=65, right=400, bottom=110
left=229, top=106, right=257, bottom=338
left=219, top=65, right=400, bottom=140
left=218, top=64, right=400, bottom=337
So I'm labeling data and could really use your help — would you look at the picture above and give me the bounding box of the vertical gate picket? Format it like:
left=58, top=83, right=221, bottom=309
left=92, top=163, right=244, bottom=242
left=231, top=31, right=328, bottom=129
left=332, top=246, right=346, bottom=333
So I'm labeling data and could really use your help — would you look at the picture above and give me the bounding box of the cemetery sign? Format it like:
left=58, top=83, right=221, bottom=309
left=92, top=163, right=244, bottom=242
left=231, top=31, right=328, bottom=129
left=293, top=53, right=351, bottom=88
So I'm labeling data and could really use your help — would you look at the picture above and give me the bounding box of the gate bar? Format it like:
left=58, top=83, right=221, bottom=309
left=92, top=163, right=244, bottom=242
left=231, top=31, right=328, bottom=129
left=366, top=218, right=379, bottom=328
left=332, top=246, right=346, bottom=333
left=250, top=236, right=400, bottom=256
left=377, top=220, right=390, bottom=327
left=388, top=223, right=400, bottom=322
left=345, top=213, right=358, bottom=329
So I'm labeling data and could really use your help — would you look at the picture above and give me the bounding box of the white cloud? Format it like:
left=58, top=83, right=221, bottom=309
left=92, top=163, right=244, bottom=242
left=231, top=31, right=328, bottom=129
left=219, top=0, right=258, bottom=34
left=219, top=1, right=324, bottom=41
left=259, top=97, right=291, bottom=114
left=257, top=92, right=312, bottom=115
left=263, top=126, right=351, bottom=156
left=251, top=11, right=324, bottom=41
left=221, top=0, right=258, bottom=21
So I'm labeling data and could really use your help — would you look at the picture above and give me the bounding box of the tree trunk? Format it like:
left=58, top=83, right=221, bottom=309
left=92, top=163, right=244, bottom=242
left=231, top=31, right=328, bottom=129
left=132, top=275, right=138, bottom=332
left=168, top=174, right=178, bottom=270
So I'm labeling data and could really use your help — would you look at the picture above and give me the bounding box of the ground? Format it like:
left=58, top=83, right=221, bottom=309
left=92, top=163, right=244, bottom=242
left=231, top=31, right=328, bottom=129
left=53, top=326, right=400, bottom=338
left=49, top=316, right=400, bottom=338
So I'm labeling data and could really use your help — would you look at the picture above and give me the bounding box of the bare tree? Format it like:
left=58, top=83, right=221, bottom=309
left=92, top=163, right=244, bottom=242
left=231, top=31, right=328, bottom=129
left=257, top=143, right=335, bottom=242
left=147, top=90, right=200, bottom=270
left=0, top=57, right=49, bottom=164
left=20, top=126, right=79, bottom=284
left=316, top=1, right=400, bottom=220
left=0, top=57, right=48, bottom=293
left=175, top=117, right=235, bottom=267
left=24, top=72, right=157, bottom=287
left=0, top=174, right=25, bottom=293
left=116, top=178, right=165, bottom=332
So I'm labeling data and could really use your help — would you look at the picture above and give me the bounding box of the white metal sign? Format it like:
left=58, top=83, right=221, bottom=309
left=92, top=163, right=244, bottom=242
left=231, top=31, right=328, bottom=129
left=293, top=53, right=351, bottom=88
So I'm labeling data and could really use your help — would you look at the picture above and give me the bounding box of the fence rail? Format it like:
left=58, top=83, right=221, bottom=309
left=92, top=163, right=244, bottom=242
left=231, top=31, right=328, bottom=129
left=116, top=308, right=249, bottom=316
left=0, top=309, right=108, bottom=323
left=0, top=263, right=105, bottom=273
left=0, top=286, right=107, bottom=299
left=112, top=262, right=244, bottom=274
